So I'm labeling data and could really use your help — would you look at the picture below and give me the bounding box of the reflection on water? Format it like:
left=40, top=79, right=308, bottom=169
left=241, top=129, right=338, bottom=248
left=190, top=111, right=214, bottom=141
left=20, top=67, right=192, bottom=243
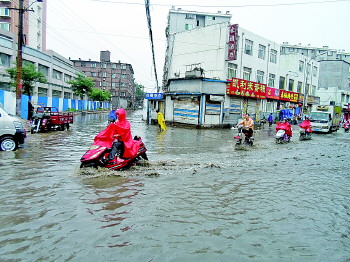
left=0, top=110, right=349, bottom=261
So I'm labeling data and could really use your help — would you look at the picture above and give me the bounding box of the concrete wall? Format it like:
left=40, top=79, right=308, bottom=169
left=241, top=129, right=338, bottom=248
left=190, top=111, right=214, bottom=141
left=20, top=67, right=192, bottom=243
left=318, top=60, right=350, bottom=90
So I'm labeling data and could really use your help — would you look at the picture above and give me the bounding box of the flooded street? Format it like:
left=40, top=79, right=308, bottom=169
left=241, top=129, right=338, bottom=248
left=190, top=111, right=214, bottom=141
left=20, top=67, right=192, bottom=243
left=1, top=110, right=349, bottom=262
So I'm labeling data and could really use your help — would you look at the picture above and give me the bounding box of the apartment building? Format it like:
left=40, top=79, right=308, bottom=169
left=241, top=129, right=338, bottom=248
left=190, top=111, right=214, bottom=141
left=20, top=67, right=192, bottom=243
left=0, top=0, right=46, bottom=51
left=71, top=51, right=136, bottom=108
left=152, top=9, right=321, bottom=127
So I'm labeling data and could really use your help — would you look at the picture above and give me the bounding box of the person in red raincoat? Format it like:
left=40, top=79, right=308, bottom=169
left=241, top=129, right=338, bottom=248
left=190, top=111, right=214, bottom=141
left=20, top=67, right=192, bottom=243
left=276, top=119, right=293, bottom=137
left=299, top=117, right=313, bottom=133
left=93, top=108, right=141, bottom=162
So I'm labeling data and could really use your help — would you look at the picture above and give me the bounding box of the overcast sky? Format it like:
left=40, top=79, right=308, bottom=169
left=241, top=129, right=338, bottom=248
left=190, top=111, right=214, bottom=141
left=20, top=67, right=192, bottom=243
left=46, top=0, right=350, bottom=92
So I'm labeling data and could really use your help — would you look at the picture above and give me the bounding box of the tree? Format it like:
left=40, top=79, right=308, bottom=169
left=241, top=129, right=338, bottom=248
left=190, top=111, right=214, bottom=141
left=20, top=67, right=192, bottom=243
left=68, top=73, right=94, bottom=98
left=89, top=88, right=111, bottom=108
left=135, top=83, right=145, bottom=105
left=6, top=62, right=47, bottom=98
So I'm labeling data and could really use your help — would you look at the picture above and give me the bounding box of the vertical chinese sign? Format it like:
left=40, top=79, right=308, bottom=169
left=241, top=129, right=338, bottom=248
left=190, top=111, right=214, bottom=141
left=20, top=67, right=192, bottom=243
left=226, top=78, right=267, bottom=99
left=227, top=24, right=238, bottom=60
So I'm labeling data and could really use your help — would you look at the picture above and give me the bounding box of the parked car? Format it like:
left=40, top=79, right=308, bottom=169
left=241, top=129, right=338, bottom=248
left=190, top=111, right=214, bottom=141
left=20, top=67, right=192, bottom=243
left=0, top=106, right=26, bottom=151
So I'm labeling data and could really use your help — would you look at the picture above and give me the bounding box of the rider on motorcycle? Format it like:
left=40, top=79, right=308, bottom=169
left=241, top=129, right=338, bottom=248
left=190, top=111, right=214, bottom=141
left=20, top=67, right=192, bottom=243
left=237, top=114, right=254, bottom=139
left=276, top=118, right=293, bottom=138
left=94, top=108, right=141, bottom=163
left=299, top=117, right=313, bottom=133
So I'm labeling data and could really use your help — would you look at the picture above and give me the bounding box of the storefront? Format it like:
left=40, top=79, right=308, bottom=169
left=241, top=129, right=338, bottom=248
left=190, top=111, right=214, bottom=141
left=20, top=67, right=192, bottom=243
left=226, top=78, right=266, bottom=121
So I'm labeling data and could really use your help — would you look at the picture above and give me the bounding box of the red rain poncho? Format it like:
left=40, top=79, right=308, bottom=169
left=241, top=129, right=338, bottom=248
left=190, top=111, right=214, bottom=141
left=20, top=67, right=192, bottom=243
left=299, top=119, right=312, bottom=132
left=93, top=108, right=141, bottom=158
left=276, top=122, right=293, bottom=137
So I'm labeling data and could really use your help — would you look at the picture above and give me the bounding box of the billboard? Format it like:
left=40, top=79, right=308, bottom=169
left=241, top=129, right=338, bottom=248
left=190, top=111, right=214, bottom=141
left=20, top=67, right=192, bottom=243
left=226, top=78, right=266, bottom=99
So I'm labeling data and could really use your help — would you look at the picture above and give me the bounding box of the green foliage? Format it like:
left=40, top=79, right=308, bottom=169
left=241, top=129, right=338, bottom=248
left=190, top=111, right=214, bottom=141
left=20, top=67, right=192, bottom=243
left=68, top=73, right=94, bottom=98
left=135, top=83, right=145, bottom=103
left=6, top=62, right=47, bottom=97
left=89, top=88, right=111, bottom=102
left=66, top=108, right=78, bottom=112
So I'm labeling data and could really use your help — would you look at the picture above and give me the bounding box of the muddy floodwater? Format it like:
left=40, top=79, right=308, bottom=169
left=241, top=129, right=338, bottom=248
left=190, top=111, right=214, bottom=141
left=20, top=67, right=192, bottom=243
left=1, top=110, right=349, bottom=262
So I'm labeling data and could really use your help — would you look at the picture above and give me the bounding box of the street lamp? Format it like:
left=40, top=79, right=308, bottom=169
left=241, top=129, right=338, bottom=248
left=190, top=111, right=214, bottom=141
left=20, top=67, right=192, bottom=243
left=302, top=50, right=328, bottom=116
left=12, top=0, right=43, bottom=116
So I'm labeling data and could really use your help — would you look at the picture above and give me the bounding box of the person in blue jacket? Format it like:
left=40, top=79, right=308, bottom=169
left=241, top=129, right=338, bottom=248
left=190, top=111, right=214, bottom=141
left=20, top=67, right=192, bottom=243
left=108, top=107, right=118, bottom=123
left=268, top=113, right=274, bottom=127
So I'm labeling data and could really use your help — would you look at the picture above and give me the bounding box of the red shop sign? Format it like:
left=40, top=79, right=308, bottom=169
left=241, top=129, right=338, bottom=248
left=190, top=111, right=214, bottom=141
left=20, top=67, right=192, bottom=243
left=226, top=78, right=266, bottom=99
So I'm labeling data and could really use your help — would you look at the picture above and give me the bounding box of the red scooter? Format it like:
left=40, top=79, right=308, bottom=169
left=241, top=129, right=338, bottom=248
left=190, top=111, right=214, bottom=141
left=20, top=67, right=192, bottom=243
left=275, top=121, right=293, bottom=143
left=299, top=119, right=313, bottom=140
left=80, top=135, right=148, bottom=171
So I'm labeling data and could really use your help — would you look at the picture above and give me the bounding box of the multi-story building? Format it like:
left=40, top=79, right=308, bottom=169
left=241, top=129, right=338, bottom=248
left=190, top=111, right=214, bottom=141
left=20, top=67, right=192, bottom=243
left=0, top=29, right=107, bottom=119
left=71, top=51, right=136, bottom=108
left=281, top=43, right=350, bottom=63
left=152, top=9, right=321, bottom=127
left=0, top=0, right=46, bottom=51
left=163, top=7, right=232, bottom=87
left=281, top=43, right=350, bottom=112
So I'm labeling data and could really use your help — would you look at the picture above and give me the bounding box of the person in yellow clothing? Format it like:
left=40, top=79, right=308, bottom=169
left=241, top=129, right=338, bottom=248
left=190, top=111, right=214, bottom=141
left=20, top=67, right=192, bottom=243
left=156, top=110, right=167, bottom=131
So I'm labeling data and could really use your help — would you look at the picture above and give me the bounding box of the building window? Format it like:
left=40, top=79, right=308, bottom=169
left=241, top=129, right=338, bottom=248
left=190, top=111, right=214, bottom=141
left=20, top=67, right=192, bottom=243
left=279, top=76, right=285, bottom=90
left=91, top=72, right=97, bottom=77
left=243, top=67, right=252, bottom=81
left=112, top=82, right=116, bottom=88
left=112, top=73, right=116, bottom=78
left=102, top=63, right=107, bottom=68
left=0, top=22, right=10, bottom=31
left=288, top=79, right=294, bottom=91
left=258, top=44, right=266, bottom=59
left=307, top=64, right=311, bottom=74
left=185, top=14, right=194, bottom=19
left=245, top=39, right=253, bottom=55
left=313, top=66, right=317, bottom=77
left=121, top=74, right=126, bottom=78
left=102, top=72, right=107, bottom=77
left=299, top=61, right=304, bottom=72
left=270, top=49, right=277, bottom=63
left=90, top=62, right=97, bottom=68
left=227, top=63, right=237, bottom=79
left=38, top=64, right=49, bottom=76
left=64, top=74, right=72, bottom=83
left=121, top=65, right=127, bottom=70
left=112, top=63, right=117, bottom=69
left=52, top=69, right=62, bottom=80
left=38, top=87, right=47, bottom=96
left=256, top=70, right=264, bottom=84
left=268, top=73, right=275, bottom=87
left=0, top=53, right=11, bottom=67
left=297, top=81, right=303, bottom=93
left=0, top=8, right=10, bottom=17
left=185, top=24, right=193, bottom=30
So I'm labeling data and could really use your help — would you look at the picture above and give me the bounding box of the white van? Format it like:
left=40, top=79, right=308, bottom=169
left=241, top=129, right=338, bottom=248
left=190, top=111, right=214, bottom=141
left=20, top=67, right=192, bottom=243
left=0, top=106, right=27, bottom=151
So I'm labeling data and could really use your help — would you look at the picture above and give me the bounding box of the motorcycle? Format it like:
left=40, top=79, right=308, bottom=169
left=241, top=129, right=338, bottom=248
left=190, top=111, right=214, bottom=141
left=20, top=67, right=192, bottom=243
left=80, top=135, right=148, bottom=171
left=275, top=122, right=292, bottom=144
left=299, top=119, right=312, bottom=140
left=234, top=125, right=254, bottom=147
left=299, top=129, right=312, bottom=140
left=344, top=121, right=350, bottom=132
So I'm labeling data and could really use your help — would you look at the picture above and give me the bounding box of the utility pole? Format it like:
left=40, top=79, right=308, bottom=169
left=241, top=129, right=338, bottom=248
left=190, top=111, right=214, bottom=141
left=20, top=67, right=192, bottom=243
left=11, top=0, right=43, bottom=117
left=15, top=0, right=24, bottom=117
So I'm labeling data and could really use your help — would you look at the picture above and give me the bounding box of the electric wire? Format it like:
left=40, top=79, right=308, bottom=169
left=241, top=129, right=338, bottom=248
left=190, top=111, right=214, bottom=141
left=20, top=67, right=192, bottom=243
left=46, top=1, right=159, bottom=87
